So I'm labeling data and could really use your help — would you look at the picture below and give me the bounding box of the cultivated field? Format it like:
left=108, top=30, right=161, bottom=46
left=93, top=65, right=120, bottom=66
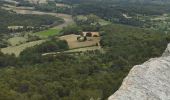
left=35, top=28, right=61, bottom=37
left=1, top=40, right=45, bottom=56
left=59, top=34, right=101, bottom=49
left=8, top=37, right=27, bottom=46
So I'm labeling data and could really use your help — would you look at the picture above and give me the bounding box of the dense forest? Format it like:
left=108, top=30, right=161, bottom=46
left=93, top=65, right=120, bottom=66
left=34, top=1, right=72, bottom=14
left=14, top=0, right=170, bottom=27
left=0, top=23, right=169, bottom=99
left=72, top=2, right=170, bottom=26
left=34, top=0, right=170, bottom=27
left=54, top=0, right=170, bottom=4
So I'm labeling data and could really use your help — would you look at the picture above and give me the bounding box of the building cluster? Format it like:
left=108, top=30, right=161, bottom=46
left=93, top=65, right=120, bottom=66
left=77, top=32, right=100, bottom=42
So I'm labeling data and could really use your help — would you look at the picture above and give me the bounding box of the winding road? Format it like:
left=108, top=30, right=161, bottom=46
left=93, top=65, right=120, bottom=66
left=2, top=4, right=74, bottom=29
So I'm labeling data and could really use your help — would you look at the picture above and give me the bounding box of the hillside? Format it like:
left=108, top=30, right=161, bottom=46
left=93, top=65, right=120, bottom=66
left=0, top=0, right=170, bottom=100
left=0, top=23, right=169, bottom=99
left=109, top=43, right=170, bottom=100
left=56, top=0, right=170, bottom=4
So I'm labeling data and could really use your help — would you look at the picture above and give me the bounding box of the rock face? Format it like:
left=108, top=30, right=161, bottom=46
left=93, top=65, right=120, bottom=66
left=109, top=44, right=170, bottom=100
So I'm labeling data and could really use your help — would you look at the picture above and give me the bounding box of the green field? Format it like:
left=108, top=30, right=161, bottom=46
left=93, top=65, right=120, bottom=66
left=35, top=28, right=61, bottom=37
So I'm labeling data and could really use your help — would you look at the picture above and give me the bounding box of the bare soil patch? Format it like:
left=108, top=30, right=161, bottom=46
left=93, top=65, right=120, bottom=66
left=59, top=34, right=101, bottom=49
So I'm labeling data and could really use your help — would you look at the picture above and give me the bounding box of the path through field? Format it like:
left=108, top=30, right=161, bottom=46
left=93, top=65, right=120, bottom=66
left=42, top=46, right=103, bottom=56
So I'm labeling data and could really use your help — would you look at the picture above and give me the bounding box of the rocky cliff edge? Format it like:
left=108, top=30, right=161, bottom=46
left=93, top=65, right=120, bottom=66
left=109, top=44, right=170, bottom=100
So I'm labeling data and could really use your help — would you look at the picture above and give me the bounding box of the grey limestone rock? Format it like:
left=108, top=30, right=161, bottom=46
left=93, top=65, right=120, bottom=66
left=109, top=44, right=170, bottom=100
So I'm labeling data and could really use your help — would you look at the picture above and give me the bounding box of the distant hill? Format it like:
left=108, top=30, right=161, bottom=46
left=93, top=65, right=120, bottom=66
left=2, top=0, right=50, bottom=4
left=56, top=0, right=170, bottom=4
left=3, top=0, right=170, bottom=5
left=116, top=0, right=170, bottom=4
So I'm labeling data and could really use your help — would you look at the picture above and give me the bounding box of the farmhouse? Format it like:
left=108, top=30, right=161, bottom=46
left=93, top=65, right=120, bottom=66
left=8, top=26, right=24, bottom=30
left=82, top=32, right=100, bottom=37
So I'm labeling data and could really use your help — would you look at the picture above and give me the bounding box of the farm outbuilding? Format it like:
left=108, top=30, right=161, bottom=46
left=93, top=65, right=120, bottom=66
left=82, top=32, right=100, bottom=37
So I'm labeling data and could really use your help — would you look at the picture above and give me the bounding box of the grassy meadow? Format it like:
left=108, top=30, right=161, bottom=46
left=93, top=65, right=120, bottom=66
left=34, top=28, right=62, bottom=37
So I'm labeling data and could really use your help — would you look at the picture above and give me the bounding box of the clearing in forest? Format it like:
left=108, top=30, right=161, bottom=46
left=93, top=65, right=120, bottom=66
left=59, top=34, right=101, bottom=49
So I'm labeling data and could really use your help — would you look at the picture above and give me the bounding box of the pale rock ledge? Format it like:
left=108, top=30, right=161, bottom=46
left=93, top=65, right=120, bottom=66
left=109, top=44, right=170, bottom=100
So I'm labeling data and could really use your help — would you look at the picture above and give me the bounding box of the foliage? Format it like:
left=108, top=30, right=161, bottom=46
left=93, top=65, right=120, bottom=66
left=19, top=39, right=69, bottom=64
left=35, top=1, right=72, bottom=14
left=74, top=14, right=102, bottom=31
left=100, top=24, right=169, bottom=65
left=0, top=52, right=18, bottom=67
left=61, top=24, right=82, bottom=35
left=16, top=0, right=34, bottom=7
left=0, top=24, right=169, bottom=100
left=70, top=0, right=170, bottom=27
left=0, top=8, right=64, bottom=34
left=0, top=54, right=129, bottom=100
left=0, top=39, right=9, bottom=48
